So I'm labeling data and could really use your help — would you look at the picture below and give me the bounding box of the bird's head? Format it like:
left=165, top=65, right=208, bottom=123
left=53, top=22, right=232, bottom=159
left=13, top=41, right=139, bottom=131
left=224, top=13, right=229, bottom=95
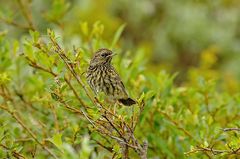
left=90, top=48, right=116, bottom=66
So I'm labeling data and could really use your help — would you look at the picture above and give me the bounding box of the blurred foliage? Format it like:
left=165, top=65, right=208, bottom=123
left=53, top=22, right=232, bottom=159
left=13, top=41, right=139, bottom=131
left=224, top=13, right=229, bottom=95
left=0, top=0, right=240, bottom=158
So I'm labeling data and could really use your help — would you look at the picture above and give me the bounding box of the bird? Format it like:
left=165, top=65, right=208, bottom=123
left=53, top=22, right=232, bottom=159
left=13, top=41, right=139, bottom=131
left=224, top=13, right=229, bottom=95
left=86, top=48, right=136, bottom=106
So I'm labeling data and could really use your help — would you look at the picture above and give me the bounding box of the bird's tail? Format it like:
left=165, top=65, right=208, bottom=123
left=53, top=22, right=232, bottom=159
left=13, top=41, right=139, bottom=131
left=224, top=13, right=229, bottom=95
left=118, top=98, right=136, bottom=106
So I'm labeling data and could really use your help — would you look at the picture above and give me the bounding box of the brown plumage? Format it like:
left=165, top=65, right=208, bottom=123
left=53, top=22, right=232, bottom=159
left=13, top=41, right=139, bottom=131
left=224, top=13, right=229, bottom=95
left=86, top=48, right=136, bottom=106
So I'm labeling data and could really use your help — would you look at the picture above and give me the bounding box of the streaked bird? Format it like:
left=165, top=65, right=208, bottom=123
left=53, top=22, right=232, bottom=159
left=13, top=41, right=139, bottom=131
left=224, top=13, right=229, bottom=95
left=86, top=48, right=136, bottom=106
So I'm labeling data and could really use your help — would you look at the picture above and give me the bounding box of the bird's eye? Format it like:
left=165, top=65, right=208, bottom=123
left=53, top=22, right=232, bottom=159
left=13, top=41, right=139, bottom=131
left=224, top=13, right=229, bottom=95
left=101, top=53, right=108, bottom=57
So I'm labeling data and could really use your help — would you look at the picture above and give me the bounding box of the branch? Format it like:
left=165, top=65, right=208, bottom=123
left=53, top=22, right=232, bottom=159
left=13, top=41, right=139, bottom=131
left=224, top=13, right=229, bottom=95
left=222, top=128, right=240, bottom=132
left=185, top=145, right=240, bottom=156
left=119, top=141, right=129, bottom=159
left=102, top=114, right=124, bottom=139
left=48, top=34, right=96, bottom=104
left=92, top=139, right=113, bottom=153
left=185, top=146, right=228, bottom=155
left=25, top=53, right=96, bottom=127
left=64, top=76, right=89, bottom=109
left=16, top=0, right=35, bottom=30
left=0, top=105, right=58, bottom=159
left=25, top=56, right=57, bottom=77
left=12, top=151, right=26, bottom=159
left=139, top=141, right=148, bottom=159
left=0, top=143, right=26, bottom=159
left=58, top=98, right=96, bottom=127
left=0, top=17, right=31, bottom=30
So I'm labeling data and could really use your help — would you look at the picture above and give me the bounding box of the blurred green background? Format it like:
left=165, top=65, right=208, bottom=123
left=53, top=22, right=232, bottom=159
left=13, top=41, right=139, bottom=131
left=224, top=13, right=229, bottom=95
left=1, top=0, right=240, bottom=86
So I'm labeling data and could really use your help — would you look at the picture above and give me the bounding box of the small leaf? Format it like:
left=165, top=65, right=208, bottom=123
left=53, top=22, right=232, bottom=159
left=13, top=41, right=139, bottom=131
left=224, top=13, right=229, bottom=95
left=203, top=141, right=209, bottom=147
left=60, top=84, right=67, bottom=93
left=113, top=144, right=120, bottom=153
left=13, top=40, right=19, bottom=56
left=47, top=29, right=55, bottom=38
left=145, top=90, right=155, bottom=100
left=80, top=22, right=89, bottom=36
left=29, top=30, right=40, bottom=43
left=111, top=24, right=126, bottom=49
left=51, top=93, right=60, bottom=101
left=138, top=92, right=145, bottom=103
left=91, top=21, right=104, bottom=38
left=0, top=72, right=10, bottom=85
left=23, top=42, right=34, bottom=59
left=87, top=109, right=101, bottom=120
left=49, top=133, right=63, bottom=150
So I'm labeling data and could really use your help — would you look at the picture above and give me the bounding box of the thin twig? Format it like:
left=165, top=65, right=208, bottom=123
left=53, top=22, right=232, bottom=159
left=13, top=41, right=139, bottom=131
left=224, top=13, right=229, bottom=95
left=185, top=145, right=240, bottom=156
left=222, top=128, right=240, bottom=132
left=59, top=99, right=96, bottom=127
left=15, top=138, right=33, bottom=142
left=50, top=104, right=60, bottom=133
left=120, top=141, right=129, bottom=159
left=0, top=17, right=31, bottom=29
left=0, top=105, right=58, bottom=159
left=92, top=139, right=113, bottom=153
left=102, top=114, right=124, bottom=139
left=25, top=56, right=57, bottom=77
left=64, top=76, right=89, bottom=109
left=0, top=143, right=26, bottom=159
left=16, top=0, right=35, bottom=30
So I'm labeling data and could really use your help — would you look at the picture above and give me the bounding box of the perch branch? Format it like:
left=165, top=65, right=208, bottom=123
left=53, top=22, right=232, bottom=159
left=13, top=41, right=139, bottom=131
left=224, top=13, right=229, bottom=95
left=185, top=145, right=240, bottom=156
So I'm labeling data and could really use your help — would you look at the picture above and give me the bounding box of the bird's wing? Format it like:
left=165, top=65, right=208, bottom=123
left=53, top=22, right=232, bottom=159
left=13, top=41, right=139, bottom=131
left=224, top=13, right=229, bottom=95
left=109, top=66, right=128, bottom=98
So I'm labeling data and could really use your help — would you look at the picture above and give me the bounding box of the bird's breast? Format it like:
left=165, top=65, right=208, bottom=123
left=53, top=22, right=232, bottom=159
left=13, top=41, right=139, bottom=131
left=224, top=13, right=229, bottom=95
left=86, top=65, right=127, bottom=99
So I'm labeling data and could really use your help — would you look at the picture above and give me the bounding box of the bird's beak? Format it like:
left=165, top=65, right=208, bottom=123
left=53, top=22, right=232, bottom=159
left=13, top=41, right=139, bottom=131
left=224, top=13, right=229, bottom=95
left=109, top=53, right=117, bottom=57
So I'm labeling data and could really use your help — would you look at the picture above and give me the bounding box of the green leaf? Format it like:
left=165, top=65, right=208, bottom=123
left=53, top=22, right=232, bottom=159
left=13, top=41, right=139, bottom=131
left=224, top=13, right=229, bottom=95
left=0, top=72, right=10, bottom=85
left=51, top=93, right=60, bottom=101
left=49, top=133, right=63, bottom=150
left=23, top=41, right=34, bottom=59
left=13, top=40, right=19, bottom=56
left=145, top=90, right=155, bottom=100
left=87, top=108, right=101, bottom=120
left=138, top=92, right=145, bottom=103
left=36, top=52, right=53, bottom=68
left=203, top=141, right=209, bottom=147
left=47, top=29, right=55, bottom=38
left=111, top=24, right=126, bottom=49
left=80, top=22, right=89, bottom=36
left=29, top=30, right=40, bottom=43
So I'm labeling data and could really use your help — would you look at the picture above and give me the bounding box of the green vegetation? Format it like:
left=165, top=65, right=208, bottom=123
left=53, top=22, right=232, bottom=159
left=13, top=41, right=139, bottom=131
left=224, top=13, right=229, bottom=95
left=0, top=0, right=240, bottom=158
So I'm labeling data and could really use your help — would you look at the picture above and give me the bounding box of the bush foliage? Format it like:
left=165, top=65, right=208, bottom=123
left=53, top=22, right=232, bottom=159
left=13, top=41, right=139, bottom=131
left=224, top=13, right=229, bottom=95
left=0, top=0, right=240, bottom=159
